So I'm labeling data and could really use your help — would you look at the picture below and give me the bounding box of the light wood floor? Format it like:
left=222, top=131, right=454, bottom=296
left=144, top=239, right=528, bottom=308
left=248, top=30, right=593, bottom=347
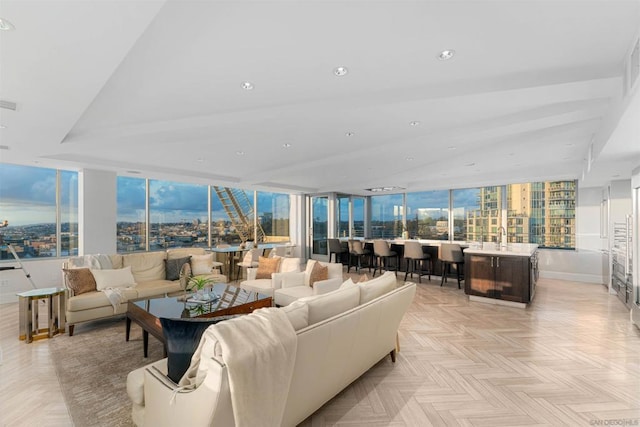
left=1, top=274, right=639, bottom=426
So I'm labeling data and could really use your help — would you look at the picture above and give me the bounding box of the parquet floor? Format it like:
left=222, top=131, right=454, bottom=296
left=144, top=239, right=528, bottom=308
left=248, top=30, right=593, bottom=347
left=1, top=275, right=639, bottom=426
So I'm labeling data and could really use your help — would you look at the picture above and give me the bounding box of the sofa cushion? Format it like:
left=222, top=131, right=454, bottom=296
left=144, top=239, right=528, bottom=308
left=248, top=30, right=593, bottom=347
left=302, top=285, right=360, bottom=325
left=256, top=256, right=282, bottom=279
left=124, top=251, right=167, bottom=282
left=280, top=257, right=300, bottom=273
left=90, top=266, right=137, bottom=291
left=359, top=272, right=396, bottom=304
left=165, top=256, right=191, bottom=281
left=134, top=280, right=182, bottom=299
left=275, top=286, right=314, bottom=307
left=109, top=254, right=123, bottom=269
left=167, top=247, right=205, bottom=260
left=67, top=288, right=139, bottom=311
left=280, top=301, right=309, bottom=330
left=63, top=268, right=97, bottom=295
left=308, top=261, right=328, bottom=287
left=339, top=278, right=357, bottom=290
left=190, top=254, right=215, bottom=275
left=161, top=316, right=237, bottom=384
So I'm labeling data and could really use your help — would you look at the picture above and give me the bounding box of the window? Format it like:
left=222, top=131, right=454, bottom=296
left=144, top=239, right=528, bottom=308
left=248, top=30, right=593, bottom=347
left=406, top=190, right=449, bottom=240
left=258, top=191, right=290, bottom=242
left=60, top=171, right=79, bottom=256
left=149, top=180, right=208, bottom=250
left=453, top=188, right=481, bottom=241
left=211, top=186, right=255, bottom=245
left=117, top=177, right=147, bottom=253
left=0, top=164, right=78, bottom=259
left=352, top=197, right=365, bottom=238
left=370, top=194, right=403, bottom=238
left=336, top=195, right=350, bottom=238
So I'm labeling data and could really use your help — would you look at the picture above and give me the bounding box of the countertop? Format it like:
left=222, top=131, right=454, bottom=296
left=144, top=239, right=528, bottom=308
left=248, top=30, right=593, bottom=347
left=463, top=243, right=538, bottom=257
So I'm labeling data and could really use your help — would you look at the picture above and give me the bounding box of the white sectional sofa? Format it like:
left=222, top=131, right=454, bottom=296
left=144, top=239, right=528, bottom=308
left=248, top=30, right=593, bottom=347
left=127, top=271, right=414, bottom=427
left=63, top=248, right=227, bottom=335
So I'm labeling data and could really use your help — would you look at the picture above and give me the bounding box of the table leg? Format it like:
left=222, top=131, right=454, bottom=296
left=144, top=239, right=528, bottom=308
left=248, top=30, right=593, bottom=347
left=26, top=297, right=34, bottom=343
left=47, top=295, right=54, bottom=338
left=143, top=330, right=149, bottom=358
left=125, top=317, right=131, bottom=341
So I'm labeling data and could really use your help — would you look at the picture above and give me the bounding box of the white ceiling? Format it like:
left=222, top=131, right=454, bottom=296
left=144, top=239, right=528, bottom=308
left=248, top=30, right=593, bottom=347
left=1, top=0, right=639, bottom=195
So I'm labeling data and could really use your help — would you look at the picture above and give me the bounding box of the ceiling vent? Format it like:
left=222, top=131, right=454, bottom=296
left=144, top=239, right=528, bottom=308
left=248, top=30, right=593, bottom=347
left=0, top=100, right=17, bottom=110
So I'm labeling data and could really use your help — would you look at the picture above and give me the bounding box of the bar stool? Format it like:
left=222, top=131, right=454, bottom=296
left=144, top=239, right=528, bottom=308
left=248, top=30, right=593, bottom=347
left=439, top=243, right=464, bottom=289
left=403, top=240, right=431, bottom=283
left=328, top=238, right=348, bottom=264
left=347, top=240, right=371, bottom=273
left=373, top=240, right=398, bottom=277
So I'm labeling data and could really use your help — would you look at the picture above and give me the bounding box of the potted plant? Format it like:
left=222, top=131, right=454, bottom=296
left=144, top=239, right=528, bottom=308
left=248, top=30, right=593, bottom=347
left=187, top=276, right=214, bottom=294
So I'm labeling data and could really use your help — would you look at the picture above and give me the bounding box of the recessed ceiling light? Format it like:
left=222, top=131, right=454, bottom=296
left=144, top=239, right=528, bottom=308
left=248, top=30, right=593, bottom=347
left=564, top=143, right=575, bottom=147
left=465, top=162, right=475, bottom=167
left=437, top=50, right=455, bottom=61
left=236, top=150, right=245, bottom=156
left=612, top=174, right=621, bottom=178
left=409, top=121, right=420, bottom=126
left=196, top=158, right=205, bottom=162
left=0, top=145, right=9, bottom=150
left=405, top=157, right=414, bottom=161
left=447, top=146, right=457, bottom=150
left=0, top=18, right=15, bottom=31
left=508, top=152, right=515, bottom=156
left=126, top=170, right=141, bottom=174
left=241, top=81, right=254, bottom=90
left=333, top=66, right=348, bottom=77
left=282, top=143, right=292, bottom=148
left=0, top=125, right=6, bottom=129
left=345, top=132, right=355, bottom=137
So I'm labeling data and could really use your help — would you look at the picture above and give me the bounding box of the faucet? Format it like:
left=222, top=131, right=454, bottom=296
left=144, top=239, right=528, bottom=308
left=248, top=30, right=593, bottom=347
left=496, top=226, right=506, bottom=248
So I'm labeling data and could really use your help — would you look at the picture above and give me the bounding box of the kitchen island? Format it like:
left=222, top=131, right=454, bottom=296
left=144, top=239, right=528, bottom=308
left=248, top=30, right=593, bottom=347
left=464, top=243, right=538, bottom=308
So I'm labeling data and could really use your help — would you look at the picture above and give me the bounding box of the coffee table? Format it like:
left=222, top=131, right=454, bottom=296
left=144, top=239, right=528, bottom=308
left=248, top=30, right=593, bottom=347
left=126, top=283, right=272, bottom=357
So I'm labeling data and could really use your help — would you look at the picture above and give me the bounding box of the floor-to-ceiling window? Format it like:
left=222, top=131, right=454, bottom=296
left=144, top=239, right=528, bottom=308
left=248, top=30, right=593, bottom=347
left=149, top=180, right=208, bottom=250
left=405, top=190, right=449, bottom=240
left=210, top=187, right=254, bottom=245
left=116, top=176, right=147, bottom=253
left=0, top=164, right=78, bottom=258
left=258, top=191, right=290, bottom=242
left=370, top=194, right=403, bottom=238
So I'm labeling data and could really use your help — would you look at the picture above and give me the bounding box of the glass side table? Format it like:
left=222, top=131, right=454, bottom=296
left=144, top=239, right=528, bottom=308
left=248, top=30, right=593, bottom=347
left=16, top=287, right=66, bottom=343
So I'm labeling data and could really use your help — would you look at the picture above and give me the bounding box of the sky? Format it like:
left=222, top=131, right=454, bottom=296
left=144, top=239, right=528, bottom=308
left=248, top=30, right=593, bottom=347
left=0, top=164, right=77, bottom=226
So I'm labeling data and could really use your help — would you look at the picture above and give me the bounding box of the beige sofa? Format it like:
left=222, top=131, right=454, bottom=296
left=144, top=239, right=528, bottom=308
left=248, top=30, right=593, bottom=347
left=63, top=248, right=227, bottom=336
left=127, top=271, right=414, bottom=426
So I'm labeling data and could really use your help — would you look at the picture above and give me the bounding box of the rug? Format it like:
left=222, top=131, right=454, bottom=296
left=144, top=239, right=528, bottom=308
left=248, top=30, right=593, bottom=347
left=49, top=317, right=164, bottom=427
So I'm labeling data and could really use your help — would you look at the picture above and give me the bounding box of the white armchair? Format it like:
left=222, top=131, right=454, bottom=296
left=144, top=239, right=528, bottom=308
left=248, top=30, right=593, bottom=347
left=239, top=257, right=301, bottom=298
left=274, top=260, right=344, bottom=306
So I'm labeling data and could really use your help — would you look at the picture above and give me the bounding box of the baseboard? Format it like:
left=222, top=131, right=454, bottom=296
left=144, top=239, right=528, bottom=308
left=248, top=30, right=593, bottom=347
left=468, top=295, right=527, bottom=309
left=539, top=270, right=604, bottom=284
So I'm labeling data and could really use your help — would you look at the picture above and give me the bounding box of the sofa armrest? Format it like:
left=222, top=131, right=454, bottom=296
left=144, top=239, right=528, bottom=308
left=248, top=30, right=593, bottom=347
left=246, top=267, right=258, bottom=281
left=130, top=353, right=234, bottom=427
left=280, top=272, right=306, bottom=289
left=312, top=278, right=343, bottom=295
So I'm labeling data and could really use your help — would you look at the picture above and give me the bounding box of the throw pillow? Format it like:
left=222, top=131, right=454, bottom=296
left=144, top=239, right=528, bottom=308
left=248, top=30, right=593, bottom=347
left=90, top=266, right=137, bottom=291
left=255, top=256, right=282, bottom=279
left=63, top=268, right=97, bottom=295
left=339, top=278, right=357, bottom=290
left=165, top=256, right=191, bottom=281
left=161, top=316, right=238, bottom=384
left=309, top=261, right=329, bottom=287
left=190, top=254, right=214, bottom=276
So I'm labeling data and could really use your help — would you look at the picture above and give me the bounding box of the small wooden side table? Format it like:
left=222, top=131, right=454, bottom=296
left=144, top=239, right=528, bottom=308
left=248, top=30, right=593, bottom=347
left=17, top=287, right=66, bottom=343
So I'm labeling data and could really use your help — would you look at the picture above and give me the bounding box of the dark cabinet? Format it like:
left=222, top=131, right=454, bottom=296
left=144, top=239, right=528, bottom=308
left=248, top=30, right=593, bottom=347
left=465, top=253, right=534, bottom=303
